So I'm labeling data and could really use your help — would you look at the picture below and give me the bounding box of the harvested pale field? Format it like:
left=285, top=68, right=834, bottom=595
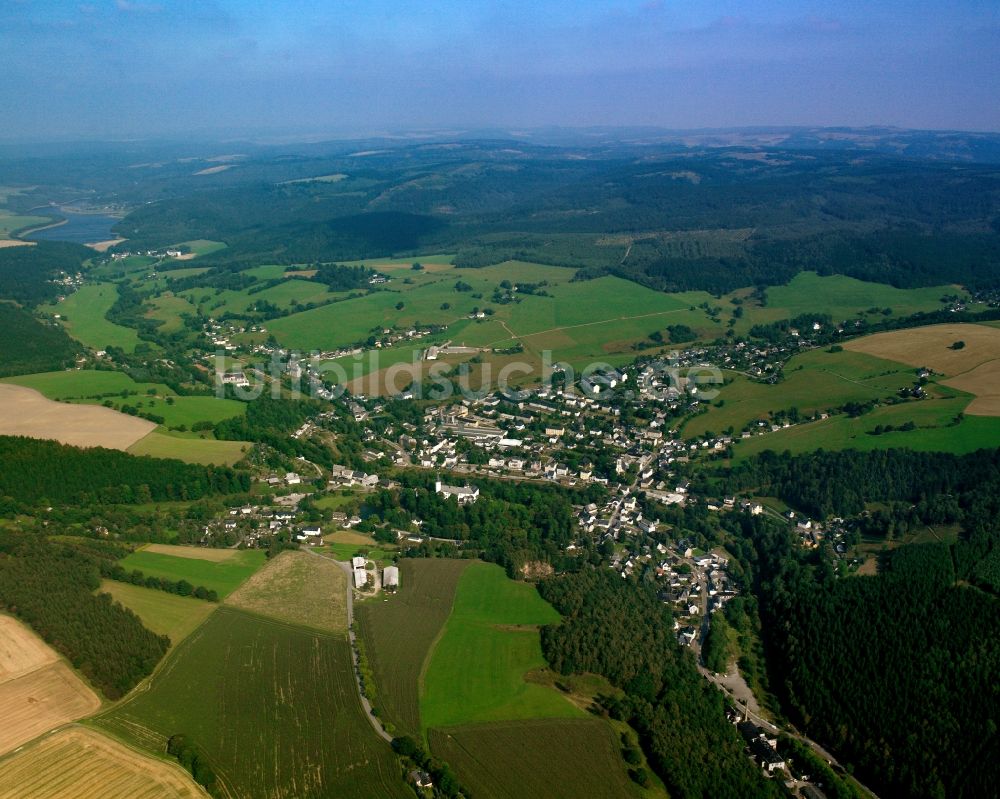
left=845, top=324, right=1000, bottom=376
left=0, top=384, right=154, bottom=450
left=944, top=360, right=1000, bottom=416
left=225, top=550, right=348, bottom=633
left=86, top=237, right=126, bottom=252
left=0, top=726, right=208, bottom=799
left=0, top=616, right=58, bottom=684
left=142, top=543, right=240, bottom=562
left=0, top=662, right=100, bottom=756
left=0, top=239, right=33, bottom=248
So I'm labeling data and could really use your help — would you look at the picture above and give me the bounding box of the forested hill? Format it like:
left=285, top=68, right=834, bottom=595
left=0, top=302, right=82, bottom=377
left=732, top=515, right=1000, bottom=799
left=0, top=241, right=92, bottom=305
left=539, top=569, right=783, bottom=799
left=110, top=144, right=1000, bottom=294
left=0, top=436, right=250, bottom=506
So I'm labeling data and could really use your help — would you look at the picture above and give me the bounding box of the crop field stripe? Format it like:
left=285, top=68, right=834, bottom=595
left=355, top=559, right=471, bottom=738
left=93, top=607, right=408, bottom=799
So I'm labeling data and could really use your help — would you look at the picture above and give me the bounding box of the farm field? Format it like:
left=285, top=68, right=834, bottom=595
left=0, top=383, right=154, bottom=449
left=945, top=361, right=1000, bottom=415
left=0, top=370, right=244, bottom=429
left=127, top=431, right=249, bottom=465
left=145, top=293, right=198, bottom=334
left=733, top=396, right=1000, bottom=460
left=844, top=323, right=1000, bottom=375
left=0, top=615, right=58, bottom=682
left=141, top=544, right=244, bottom=561
left=46, top=283, right=139, bottom=352
left=355, top=559, right=470, bottom=738
left=682, top=348, right=913, bottom=438
left=420, top=561, right=581, bottom=730
left=0, top=617, right=101, bottom=756
left=98, top=581, right=217, bottom=644
left=94, top=607, right=408, bottom=799
left=0, top=212, right=51, bottom=238
left=117, top=548, right=266, bottom=599
left=0, top=726, right=208, bottom=799
left=225, top=551, right=347, bottom=634
left=429, top=718, right=639, bottom=799
left=171, top=239, right=227, bottom=257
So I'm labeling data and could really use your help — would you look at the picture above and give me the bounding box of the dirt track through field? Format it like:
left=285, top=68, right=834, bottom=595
left=0, top=384, right=154, bottom=450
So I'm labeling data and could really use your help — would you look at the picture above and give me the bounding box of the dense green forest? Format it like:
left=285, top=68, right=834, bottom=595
left=0, top=241, right=92, bottom=305
left=105, top=143, right=1000, bottom=295
left=538, top=569, right=782, bottom=799
left=0, top=302, right=82, bottom=376
left=364, top=473, right=605, bottom=573
left=0, top=436, right=250, bottom=506
left=0, top=532, right=169, bottom=698
left=728, top=514, right=1000, bottom=799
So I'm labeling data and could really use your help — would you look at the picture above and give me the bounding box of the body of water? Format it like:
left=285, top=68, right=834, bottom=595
left=25, top=206, right=121, bottom=244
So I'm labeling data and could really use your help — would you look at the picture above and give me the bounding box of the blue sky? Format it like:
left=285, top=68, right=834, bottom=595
left=1, top=0, right=998, bottom=139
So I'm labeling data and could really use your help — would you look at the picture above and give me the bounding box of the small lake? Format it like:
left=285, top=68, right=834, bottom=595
left=25, top=206, right=122, bottom=244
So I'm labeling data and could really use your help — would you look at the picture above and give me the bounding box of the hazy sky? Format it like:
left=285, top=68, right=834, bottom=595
left=2, top=0, right=998, bottom=139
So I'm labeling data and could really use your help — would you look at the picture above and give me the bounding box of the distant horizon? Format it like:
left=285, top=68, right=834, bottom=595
left=2, top=1, right=997, bottom=140
left=3, top=122, right=1000, bottom=149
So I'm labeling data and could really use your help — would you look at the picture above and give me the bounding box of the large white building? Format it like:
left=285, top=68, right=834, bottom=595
left=434, top=479, right=479, bottom=504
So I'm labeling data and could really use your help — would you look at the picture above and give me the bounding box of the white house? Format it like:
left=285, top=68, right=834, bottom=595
left=435, top=480, right=479, bottom=504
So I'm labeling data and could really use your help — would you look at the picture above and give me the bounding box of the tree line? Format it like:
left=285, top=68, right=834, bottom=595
left=0, top=435, right=250, bottom=506
left=0, top=532, right=169, bottom=698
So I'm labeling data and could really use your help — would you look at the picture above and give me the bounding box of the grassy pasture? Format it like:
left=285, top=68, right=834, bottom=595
left=429, top=718, right=640, bottom=799
left=46, top=284, right=139, bottom=352
left=145, top=293, right=197, bottom=334
left=225, top=551, right=347, bottom=634
left=0, top=726, right=208, bottom=799
left=93, top=608, right=408, bottom=799
left=117, top=548, right=266, bottom=599
left=126, top=431, right=249, bottom=466
left=732, top=395, right=1000, bottom=460
left=683, top=348, right=913, bottom=438
left=0, top=212, right=51, bottom=238
left=355, top=559, right=470, bottom=738
left=99, top=580, right=216, bottom=645
left=171, top=239, right=226, bottom=257
left=420, top=562, right=580, bottom=730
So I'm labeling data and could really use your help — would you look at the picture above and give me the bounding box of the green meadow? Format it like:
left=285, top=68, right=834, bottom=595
left=117, top=548, right=266, bottom=598
left=99, top=579, right=217, bottom=644
left=127, top=431, right=249, bottom=465
left=47, top=283, right=140, bottom=352
left=733, top=395, right=1000, bottom=460
left=682, top=348, right=915, bottom=438
left=0, top=212, right=51, bottom=237
left=420, top=562, right=581, bottom=730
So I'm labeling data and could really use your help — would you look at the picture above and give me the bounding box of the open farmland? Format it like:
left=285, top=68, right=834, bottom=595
left=0, top=370, right=245, bottom=430
left=225, top=551, right=347, bottom=633
left=420, top=562, right=580, bottom=730
left=429, top=718, right=639, bottom=799
left=0, top=617, right=100, bottom=756
left=46, top=283, right=139, bottom=352
left=127, top=431, right=249, bottom=465
left=733, top=395, right=1000, bottom=460
left=844, top=323, right=1000, bottom=375
left=94, top=608, right=408, bottom=799
left=117, top=548, right=266, bottom=599
left=355, top=559, right=470, bottom=738
left=99, top=581, right=217, bottom=644
left=0, top=384, right=154, bottom=449
left=683, top=348, right=913, bottom=438
left=0, top=726, right=208, bottom=799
